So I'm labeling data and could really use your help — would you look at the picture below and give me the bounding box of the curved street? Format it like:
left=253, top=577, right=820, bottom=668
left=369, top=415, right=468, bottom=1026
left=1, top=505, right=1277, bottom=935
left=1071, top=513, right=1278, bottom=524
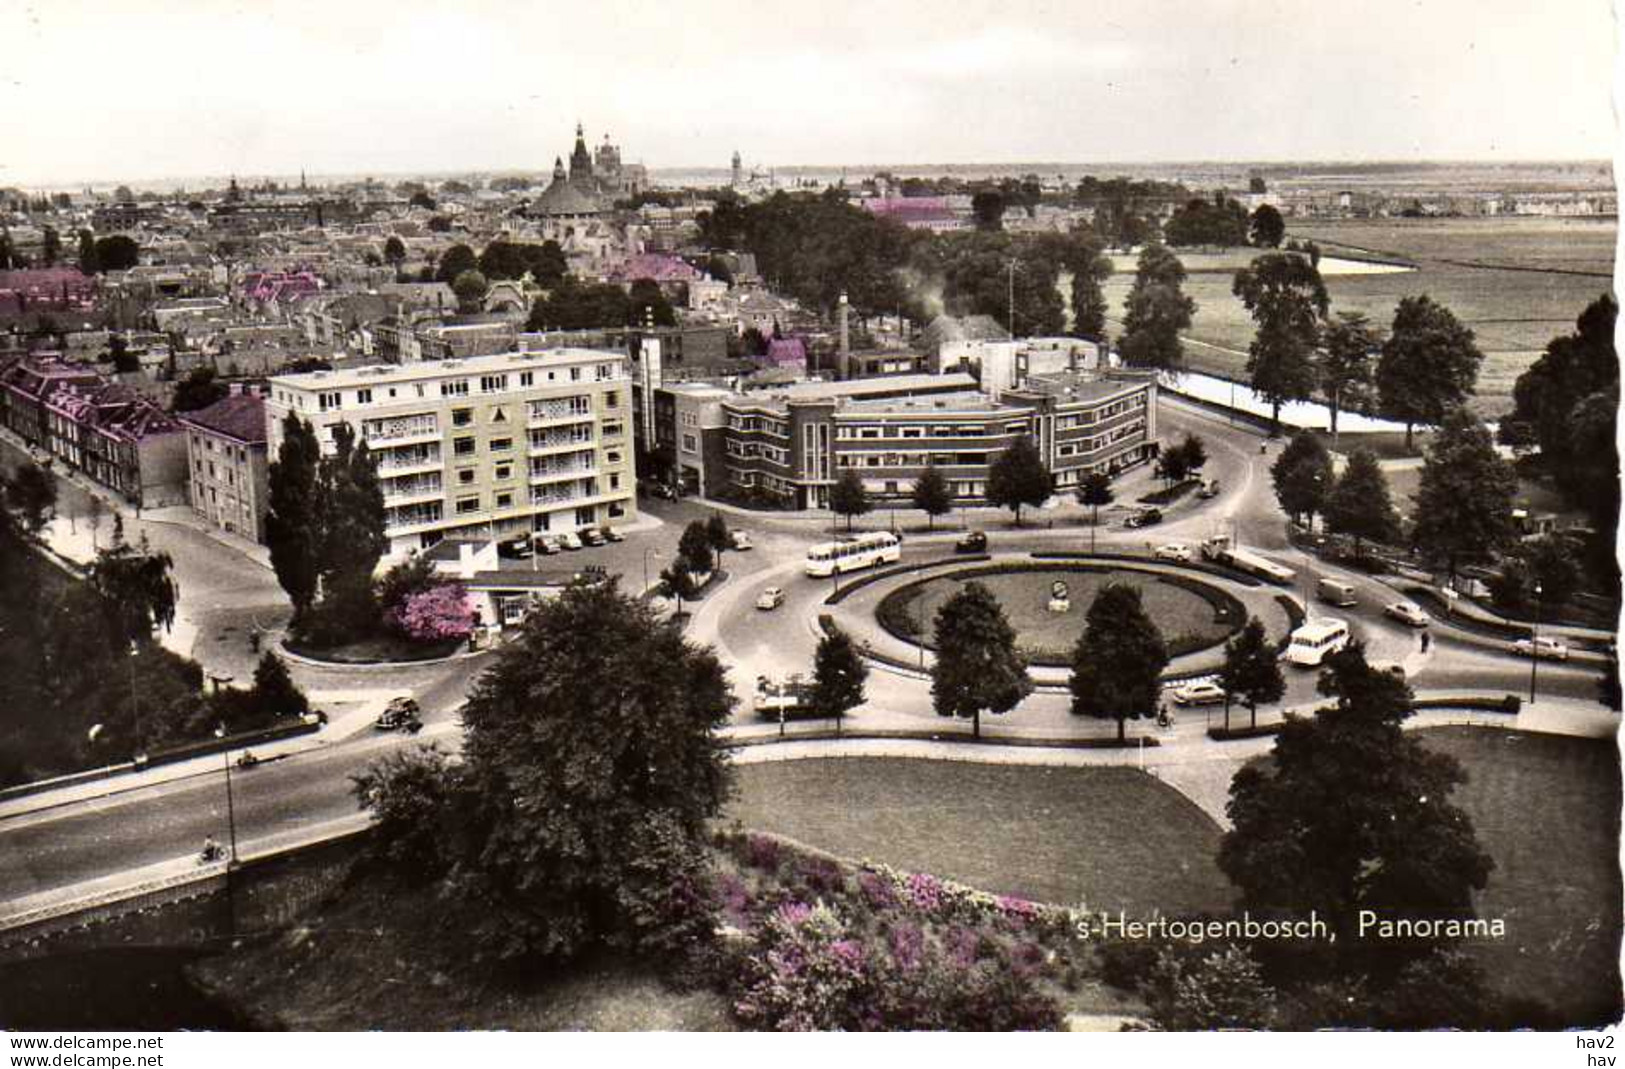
left=0, top=396, right=1614, bottom=924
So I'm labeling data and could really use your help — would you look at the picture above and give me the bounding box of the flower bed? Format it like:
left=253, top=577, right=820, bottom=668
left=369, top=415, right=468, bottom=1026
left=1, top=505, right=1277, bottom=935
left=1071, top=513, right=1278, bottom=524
left=712, top=828, right=1083, bottom=1030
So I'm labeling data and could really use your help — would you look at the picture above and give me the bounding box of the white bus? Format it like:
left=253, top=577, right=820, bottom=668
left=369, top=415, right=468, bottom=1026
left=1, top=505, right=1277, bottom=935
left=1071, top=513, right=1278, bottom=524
left=1285, top=618, right=1352, bottom=667
left=805, top=531, right=902, bottom=577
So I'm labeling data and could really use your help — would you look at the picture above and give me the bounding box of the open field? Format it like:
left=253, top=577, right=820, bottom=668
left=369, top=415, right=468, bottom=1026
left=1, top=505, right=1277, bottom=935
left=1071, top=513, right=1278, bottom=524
left=728, top=758, right=1232, bottom=916
left=1105, top=217, right=1616, bottom=417
left=1417, top=727, right=1623, bottom=1025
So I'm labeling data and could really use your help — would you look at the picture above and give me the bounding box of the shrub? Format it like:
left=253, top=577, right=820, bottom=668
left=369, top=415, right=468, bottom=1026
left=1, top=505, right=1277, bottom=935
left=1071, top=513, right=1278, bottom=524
left=392, top=582, right=476, bottom=641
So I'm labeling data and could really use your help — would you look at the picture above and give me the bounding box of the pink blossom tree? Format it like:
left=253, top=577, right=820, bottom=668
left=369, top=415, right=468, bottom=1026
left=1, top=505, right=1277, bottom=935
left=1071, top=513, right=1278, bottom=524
left=394, top=582, right=476, bottom=642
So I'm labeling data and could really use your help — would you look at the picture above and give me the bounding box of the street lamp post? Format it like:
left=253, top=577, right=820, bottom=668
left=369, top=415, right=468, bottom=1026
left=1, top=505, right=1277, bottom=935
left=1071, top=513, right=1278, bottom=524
left=1529, top=582, right=1543, bottom=705
left=128, top=643, right=142, bottom=762
left=214, top=723, right=239, bottom=937
left=642, top=547, right=654, bottom=597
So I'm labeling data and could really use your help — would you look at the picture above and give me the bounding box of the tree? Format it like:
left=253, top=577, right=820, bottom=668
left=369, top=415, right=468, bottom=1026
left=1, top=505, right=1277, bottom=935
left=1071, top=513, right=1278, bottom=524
left=1506, top=294, right=1618, bottom=546
left=1270, top=431, right=1334, bottom=529
left=1319, top=311, right=1381, bottom=442
left=526, top=276, right=633, bottom=331
left=171, top=366, right=228, bottom=413
left=677, top=519, right=715, bottom=577
left=1249, top=204, right=1285, bottom=248
left=704, top=512, right=731, bottom=571
left=1218, top=617, right=1284, bottom=730
left=1068, top=582, right=1169, bottom=741
left=3, top=460, right=56, bottom=536
left=1118, top=245, right=1196, bottom=372
left=1323, top=449, right=1400, bottom=559
left=313, top=422, right=387, bottom=631
left=1174, top=432, right=1207, bottom=474
left=1144, top=945, right=1279, bottom=1031
left=408, top=190, right=437, bottom=211
left=1075, top=471, right=1114, bottom=553
left=266, top=414, right=323, bottom=623
left=450, top=269, right=489, bottom=313
left=358, top=580, right=733, bottom=964
left=251, top=651, right=308, bottom=718
left=87, top=533, right=179, bottom=647
left=910, top=463, right=953, bottom=529
left=829, top=470, right=871, bottom=531
left=1233, top=253, right=1329, bottom=435
left=1164, top=197, right=1249, bottom=247
left=811, top=624, right=868, bottom=733
left=1064, top=231, right=1113, bottom=338
left=1376, top=296, right=1484, bottom=450
left=985, top=436, right=1050, bottom=527
left=382, top=236, right=407, bottom=272
left=1522, top=535, right=1581, bottom=610
left=1156, top=444, right=1189, bottom=488
left=41, top=226, right=61, bottom=266
left=1411, top=408, right=1516, bottom=581
left=435, top=243, right=477, bottom=283
left=971, top=190, right=1005, bottom=231
left=427, top=215, right=453, bottom=233
left=396, top=582, right=477, bottom=641
left=658, top=555, right=702, bottom=618
left=77, top=229, right=99, bottom=274
left=1219, top=644, right=1493, bottom=962
left=628, top=278, right=677, bottom=327
left=92, top=235, right=140, bottom=273
left=930, top=582, right=1031, bottom=739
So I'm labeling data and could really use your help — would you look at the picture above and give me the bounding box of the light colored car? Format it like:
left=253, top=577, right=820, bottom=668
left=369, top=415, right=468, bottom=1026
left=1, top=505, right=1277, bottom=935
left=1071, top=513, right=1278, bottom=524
left=1172, top=680, right=1227, bottom=706
left=730, top=531, right=754, bottom=551
left=1383, top=600, right=1431, bottom=628
left=756, top=586, right=785, bottom=611
left=557, top=531, right=583, bottom=551
left=1154, top=542, right=1193, bottom=563
left=1513, top=636, right=1569, bottom=661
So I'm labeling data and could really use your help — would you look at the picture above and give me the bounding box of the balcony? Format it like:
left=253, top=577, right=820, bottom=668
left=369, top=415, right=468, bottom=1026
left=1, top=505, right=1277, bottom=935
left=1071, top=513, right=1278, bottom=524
left=526, top=397, right=594, bottom=428
left=376, top=444, right=442, bottom=475
left=362, top=413, right=439, bottom=445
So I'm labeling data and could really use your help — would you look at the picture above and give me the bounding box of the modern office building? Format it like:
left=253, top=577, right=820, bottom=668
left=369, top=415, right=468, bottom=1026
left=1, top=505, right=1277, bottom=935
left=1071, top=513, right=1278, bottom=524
left=661, top=367, right=1157, bottom=509
left=266, top=349, right=637, bottom=557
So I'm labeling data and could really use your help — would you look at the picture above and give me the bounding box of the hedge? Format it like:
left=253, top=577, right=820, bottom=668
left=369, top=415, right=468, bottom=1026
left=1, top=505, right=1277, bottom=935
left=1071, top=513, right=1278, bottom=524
left=1029, top=550, right=1262, bottom=588
left=1207, top=722, right=1286, bottom=741
left=824, top=554, right=990, bottom=606
left=1138, top=478, right=1201, bottom=506
left=872, top=561, right=1245, bottom=667
left=1413, top=694, right=1523, bottom=715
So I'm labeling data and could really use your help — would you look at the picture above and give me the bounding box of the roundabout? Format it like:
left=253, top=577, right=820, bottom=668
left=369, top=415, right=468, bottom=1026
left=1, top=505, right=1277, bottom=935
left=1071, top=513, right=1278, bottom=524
left=876, top=562, right=1247, bottom=667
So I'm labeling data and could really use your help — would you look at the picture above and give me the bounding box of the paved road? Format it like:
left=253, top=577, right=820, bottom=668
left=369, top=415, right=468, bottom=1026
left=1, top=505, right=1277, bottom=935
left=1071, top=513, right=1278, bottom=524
left=0, top=396, right=1610, bottom=914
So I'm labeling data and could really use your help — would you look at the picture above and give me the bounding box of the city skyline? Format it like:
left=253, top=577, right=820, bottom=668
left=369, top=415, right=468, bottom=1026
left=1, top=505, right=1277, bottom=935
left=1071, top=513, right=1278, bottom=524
left=1, top=0, right=1618, bottom=187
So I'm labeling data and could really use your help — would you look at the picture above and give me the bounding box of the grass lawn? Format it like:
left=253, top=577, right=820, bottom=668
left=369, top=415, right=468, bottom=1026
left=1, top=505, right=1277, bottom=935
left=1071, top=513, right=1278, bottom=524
left=727, top=758, right=1233, bottom=917
left=1416, top=727, right=1623, bottom=1025
left=1103, top=217, right=1615, bottom=418
left=895, top=567, right=1238, bottom=664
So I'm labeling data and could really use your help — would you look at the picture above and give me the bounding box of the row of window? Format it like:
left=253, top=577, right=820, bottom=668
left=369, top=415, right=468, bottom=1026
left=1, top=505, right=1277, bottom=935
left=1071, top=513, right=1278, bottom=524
left=724, top=440, right=790, bottom=464
left=836, top=451, right=994, bottom=469
left=286, top=363, right=627, bottom=414
left=726, top=413, right=789, bottom=436
left=835, top=421, right=1026, bottom=440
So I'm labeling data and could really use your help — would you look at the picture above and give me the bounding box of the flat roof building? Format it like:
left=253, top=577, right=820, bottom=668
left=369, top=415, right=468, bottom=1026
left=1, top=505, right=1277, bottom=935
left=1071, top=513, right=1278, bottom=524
left=267, top=349, right=637, bottom=557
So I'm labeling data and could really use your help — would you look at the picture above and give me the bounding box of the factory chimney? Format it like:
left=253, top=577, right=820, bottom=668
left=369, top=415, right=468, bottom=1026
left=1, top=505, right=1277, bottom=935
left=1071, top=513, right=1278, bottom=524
left=837, top=290, right=850, bottom=378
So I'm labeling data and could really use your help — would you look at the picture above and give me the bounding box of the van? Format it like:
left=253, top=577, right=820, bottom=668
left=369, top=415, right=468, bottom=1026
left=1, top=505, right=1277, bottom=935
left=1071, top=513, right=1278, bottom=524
left=1316, top=578, right=1357, bottom=607
left=1285, top=618, right=1352, bottom=667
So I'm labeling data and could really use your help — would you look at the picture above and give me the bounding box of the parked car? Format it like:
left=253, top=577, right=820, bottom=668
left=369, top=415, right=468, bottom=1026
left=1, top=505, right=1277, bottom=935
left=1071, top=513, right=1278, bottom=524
left=601, top=526, right=625, bottom=543
left=1513, top=636, right=1569, bottom=661
left=580, top=527, right=606, bottom=547
left=572, top=564, right=610, bottom=588
left=1153, top=542, right=1192, bottom=563
left=497, top=536, right=534, bottom=560
left=533, top=535, right=560, bottom=555
left=730, top=531, right=754, bottom=551
left=1198, top=479, right=1221, bottom=499
left=1125, top=507, right=1163, bottom=529
left=956, top=530, right=988, bottom=553
left=374, top=696, right=422, bottom=732
left=756, top=586, right=786, bottom=611
left=647, top=482, right=678, bottom=500
left=1383, top=600, right=1430, bottom=628
left=558, top=531, right=584, bottom=551
left=1172, top=681, right=1227, bottom=706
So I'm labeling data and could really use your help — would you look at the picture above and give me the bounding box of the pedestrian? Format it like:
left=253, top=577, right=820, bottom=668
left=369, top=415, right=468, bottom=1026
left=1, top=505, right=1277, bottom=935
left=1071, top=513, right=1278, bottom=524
left=1421, top=631, right=1431, bottom=653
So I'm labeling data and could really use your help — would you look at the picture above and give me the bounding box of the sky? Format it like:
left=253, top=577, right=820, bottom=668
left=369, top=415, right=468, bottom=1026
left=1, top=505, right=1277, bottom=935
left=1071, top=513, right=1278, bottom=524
left=0, top=0, right=1617, bottom=187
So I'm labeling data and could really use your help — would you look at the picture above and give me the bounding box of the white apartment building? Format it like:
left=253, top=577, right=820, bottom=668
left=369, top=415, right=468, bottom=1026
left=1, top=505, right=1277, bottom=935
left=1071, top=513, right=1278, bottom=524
left=266, top=349, right=637, bottom=557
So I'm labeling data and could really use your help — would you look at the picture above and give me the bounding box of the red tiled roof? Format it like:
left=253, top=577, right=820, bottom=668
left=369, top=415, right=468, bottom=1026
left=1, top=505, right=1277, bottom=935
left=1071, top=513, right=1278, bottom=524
left=176, top=391, right=267, bottom=444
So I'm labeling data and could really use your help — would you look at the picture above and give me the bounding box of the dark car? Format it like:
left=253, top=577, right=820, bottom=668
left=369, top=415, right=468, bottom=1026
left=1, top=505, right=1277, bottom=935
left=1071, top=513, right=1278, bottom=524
left=1125, top=507, right=1163, bottom=529
left=580, top=527, right=606, bottom=547
left=375, top=696, right=422, bottom=732
left=533, top=535, right=560, bottom=555
left=497, top=536, right=534, bottom=560
left=955, top=530, right=988, bottom=553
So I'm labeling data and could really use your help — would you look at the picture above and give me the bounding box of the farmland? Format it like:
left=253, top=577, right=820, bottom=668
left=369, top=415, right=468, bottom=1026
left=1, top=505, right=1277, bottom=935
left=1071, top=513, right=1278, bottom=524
left=1102, top=216, right=1616, bottom=416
